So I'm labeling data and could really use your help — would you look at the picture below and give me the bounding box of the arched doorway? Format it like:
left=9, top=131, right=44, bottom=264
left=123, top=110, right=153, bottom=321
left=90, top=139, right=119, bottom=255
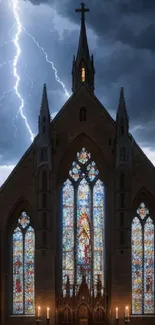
left=94, top=308, right=105, bottom=325
left=77, top=304, right=90, bottom=325
left=62, top=307, right=72, bottom=325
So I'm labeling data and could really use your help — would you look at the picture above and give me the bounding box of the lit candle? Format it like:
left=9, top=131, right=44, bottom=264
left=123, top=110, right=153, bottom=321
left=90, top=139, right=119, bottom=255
left=125, top=306, right=129, bottom=318
left=116, top=307, right=118, bottom=319
left=38, top=306, right=41, bottom=317
left=47, top=307, right=50, bottom=319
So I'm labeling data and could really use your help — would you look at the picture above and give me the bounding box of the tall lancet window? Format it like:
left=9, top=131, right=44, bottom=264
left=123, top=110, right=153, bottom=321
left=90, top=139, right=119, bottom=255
left=81, top=67, right=86, bottom=82
left=62, top=148, right=105, bottom=295
left=13, top=211, right=35, bottom=315
left=132, top=202, right=154, bottom=315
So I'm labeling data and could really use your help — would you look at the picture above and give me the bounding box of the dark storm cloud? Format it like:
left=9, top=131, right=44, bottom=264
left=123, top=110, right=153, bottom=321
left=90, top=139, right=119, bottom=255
left=25, top=0, right=155, bottom=53
left=1, top=0, right=155, bottom=183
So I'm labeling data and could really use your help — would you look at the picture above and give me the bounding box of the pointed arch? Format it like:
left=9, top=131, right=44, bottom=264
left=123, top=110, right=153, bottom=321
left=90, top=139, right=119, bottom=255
left=144, top=217, right=154, bottom=313
left=6, top=197, right=35, bottom=232
left=62, top=147, right=105, bottom=295
left=131, top=203, right=155, bottom=315
left=94, top=307, right=105, bottom=323
left=77, top=303, right=90, bottom=320
left=120, top=147, right=125, bottom=161
left=62, top=306, right=72, bottom=323
left=131, top=217, right=143, bottom=314
left=132, top=187, right=155, bottom=218
left=120, top=171, right=125, bottom=188
left=12, top=211, right=35, bottom=315
left=57, top=133, right=108, bottom=186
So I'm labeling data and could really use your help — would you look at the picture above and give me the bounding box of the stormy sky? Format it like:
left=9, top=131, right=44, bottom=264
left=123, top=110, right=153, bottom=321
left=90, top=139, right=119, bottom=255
left=0, top=0, right=155, bottom=186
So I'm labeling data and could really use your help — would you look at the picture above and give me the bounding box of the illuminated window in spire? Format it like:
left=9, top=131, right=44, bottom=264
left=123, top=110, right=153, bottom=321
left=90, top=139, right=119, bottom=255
left=81, top=67, right=85, bottom=82
left=13, top=211, right=35, bottom=315
left=62, top=148, right=105, bottom=294
left=132, top=202, right=154, bottom=315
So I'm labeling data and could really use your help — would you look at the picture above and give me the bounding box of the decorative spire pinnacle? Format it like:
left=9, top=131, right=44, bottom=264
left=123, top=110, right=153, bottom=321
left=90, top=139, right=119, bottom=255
left=116, top=87, right=129, bottom=135
left=117, top=87, right=127, bottom=118
left=38, top=83, right=50, bottom=134
left=40, top=84, right=50, bottom=115
left=72, top=3, right=95, bottom=93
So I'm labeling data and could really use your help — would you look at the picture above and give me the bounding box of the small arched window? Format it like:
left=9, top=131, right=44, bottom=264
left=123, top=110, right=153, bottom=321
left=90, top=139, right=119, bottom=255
left=120, top=147, right=126, bottom=161
left=120, top=172, right=125, bottom=188
left=121, top=125, right=124, bottom=135
left=79, top=107, right=86, bottom=122
left=42, top=211, right=47, bottom=228
left=43, top=231, right=47, bottom=246
left=42, top=126, right=46, bottom=134
left=120, top=193, right=124, bottom=208
left=42, top=171, right=47, bottom=190
left=42, top=193, right=47, bottom=209
left=81, top=67, right=85, bottom=82
left=40, top=148, right=48, bottom=162
left=120, top=212, right=124, bottom=227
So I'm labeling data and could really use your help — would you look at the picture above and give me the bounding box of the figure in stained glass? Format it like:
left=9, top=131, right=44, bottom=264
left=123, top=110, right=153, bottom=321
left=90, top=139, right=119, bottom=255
left=77, top=210, right=91, bottom=265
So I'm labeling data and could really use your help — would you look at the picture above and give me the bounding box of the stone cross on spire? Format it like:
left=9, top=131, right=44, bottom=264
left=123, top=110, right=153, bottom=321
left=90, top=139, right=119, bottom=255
left=75, top=3, right=89, bottom=22
left=72, top=3, right=95, bottom=93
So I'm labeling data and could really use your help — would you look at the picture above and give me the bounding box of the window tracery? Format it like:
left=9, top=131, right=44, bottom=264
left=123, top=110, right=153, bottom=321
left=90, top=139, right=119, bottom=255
left=62, top=148, right=104, bottom=295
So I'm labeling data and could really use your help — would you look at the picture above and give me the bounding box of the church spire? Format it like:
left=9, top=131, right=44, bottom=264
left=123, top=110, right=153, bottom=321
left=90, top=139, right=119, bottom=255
left=72, top=3, right=95, bottom=93
left=38, top=83, right=50, bottom=135
left=116, top=87, right=129, bottom=136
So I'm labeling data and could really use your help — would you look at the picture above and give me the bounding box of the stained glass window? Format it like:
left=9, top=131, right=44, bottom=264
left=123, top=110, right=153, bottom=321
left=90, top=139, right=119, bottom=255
left=62, top=148, right=104, bottom=294
left=132, top=203, right=155, bottom=315
left=62, top=180, right=74, bottom=292
left=13, top=211, right=35, bottom=315
left=93, top=180, right=104, bottom=286
left=77, top=179, right=91, bottom=285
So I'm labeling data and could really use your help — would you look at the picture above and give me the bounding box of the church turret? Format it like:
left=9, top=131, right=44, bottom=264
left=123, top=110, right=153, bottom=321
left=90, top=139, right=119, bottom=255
left=116, top=87, right=131, bottom=168
left=72, top=3, right=95, bottom=93
left=115, top=87, right=132, bottom=265
left=35, top=83, right=53, bottom=308
left=37, top=83, right=51, bottom=169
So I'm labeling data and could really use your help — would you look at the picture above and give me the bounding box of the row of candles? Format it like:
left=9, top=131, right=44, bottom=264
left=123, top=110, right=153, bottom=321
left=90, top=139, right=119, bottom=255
left=115, top=306, right=130, bottom=319
left=37, top=305, right=129, bottom=321
left=37, top=306, right=50, bottom=319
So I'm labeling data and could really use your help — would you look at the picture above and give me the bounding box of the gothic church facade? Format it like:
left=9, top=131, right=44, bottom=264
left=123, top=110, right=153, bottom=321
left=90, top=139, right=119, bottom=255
left=0, top=3, right=155, bottom=325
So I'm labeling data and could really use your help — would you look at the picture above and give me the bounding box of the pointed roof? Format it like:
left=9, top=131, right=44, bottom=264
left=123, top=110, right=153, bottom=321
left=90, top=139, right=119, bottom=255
left=117, top=87, right=128, bottom=120
left=40, top=83, right=50, bottom=118
left=75, top=3, right=90, bottom=64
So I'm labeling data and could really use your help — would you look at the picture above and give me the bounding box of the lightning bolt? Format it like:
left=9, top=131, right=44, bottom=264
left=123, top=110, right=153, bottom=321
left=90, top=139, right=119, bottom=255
left=11, top=0, right=34, bottom=142
left=0, top=0, right=70, bottom=143
left=23, top=27, right=70, bottom=98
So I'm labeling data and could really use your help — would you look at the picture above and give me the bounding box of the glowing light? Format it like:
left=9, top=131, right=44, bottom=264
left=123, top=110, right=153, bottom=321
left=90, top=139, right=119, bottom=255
left=23, top=27, right=70, bottom=98
left=12, top=0, right=34, bottom=142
